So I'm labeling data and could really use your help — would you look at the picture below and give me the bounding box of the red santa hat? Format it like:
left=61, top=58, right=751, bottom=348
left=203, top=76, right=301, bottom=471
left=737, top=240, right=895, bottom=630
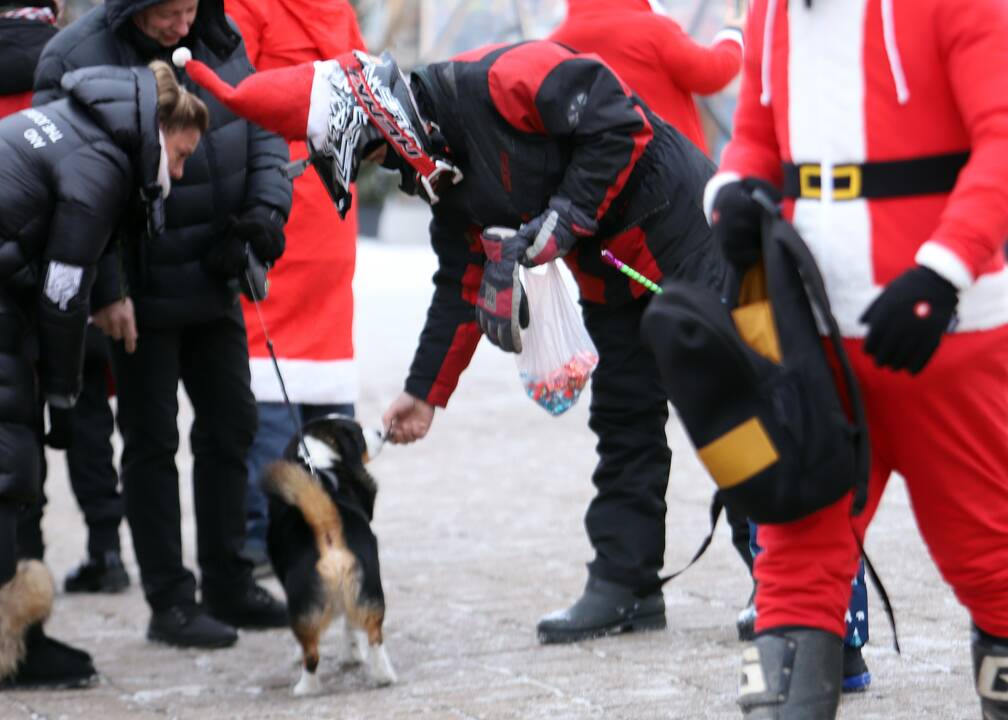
left=171, top=47, right=314, bottom=141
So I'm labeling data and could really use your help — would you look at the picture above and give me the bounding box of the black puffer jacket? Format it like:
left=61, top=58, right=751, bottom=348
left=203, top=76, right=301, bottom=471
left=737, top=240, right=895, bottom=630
left=34, top=0, right=293, bottom=328
left=0, top=66, right=160, bottom=502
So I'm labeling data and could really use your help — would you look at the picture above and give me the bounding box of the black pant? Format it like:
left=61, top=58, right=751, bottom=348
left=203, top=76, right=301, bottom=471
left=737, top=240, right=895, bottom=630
left=1, top=502, right=19, bottom=585
left=67, top=328, right=122, bottom=557
left=17, top=330, right=123, bottom=560
left=111, top=305, right=256, bottom=611
left=582, top=296, right=672, bottom=591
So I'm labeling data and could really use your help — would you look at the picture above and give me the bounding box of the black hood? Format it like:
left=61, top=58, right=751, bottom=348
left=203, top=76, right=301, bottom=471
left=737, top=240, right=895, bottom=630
left=104, top=0, right=239, bottom=58
left=60, top=65, right=162, bottom=202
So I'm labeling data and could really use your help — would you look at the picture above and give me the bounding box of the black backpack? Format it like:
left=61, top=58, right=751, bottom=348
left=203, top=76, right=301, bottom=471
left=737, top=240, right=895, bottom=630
left=642, top=194, right=869, bottom=524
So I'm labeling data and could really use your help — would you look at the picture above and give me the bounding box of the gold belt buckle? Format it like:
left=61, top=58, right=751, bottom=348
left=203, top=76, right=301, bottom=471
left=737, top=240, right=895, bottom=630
left=798, top=164, right=863, bottom=200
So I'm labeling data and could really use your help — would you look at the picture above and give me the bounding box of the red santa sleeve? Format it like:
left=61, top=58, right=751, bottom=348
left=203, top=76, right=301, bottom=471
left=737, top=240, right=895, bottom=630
left=658, top=18, right=743, bottom=96
left=914, top=0, right=1008, bottom=290
left=703, top=0, right=783, bottom=221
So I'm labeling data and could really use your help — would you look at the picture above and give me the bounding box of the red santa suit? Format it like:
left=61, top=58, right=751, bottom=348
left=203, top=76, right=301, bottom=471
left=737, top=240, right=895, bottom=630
left=226, top=0, right=365, bottom=404
left=549, top=0, right=742, bottom=154
left=709, top=0, right=1008, bottom=640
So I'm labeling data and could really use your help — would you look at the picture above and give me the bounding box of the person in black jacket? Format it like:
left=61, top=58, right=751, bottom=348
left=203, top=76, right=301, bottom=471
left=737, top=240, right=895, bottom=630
left=0, top=60, right=207, bottom=689
left=175, top=42, right=724, bottom=643
left=34, top=0, right=294, bottom=649
left=0, top=0, right=132, bottom=598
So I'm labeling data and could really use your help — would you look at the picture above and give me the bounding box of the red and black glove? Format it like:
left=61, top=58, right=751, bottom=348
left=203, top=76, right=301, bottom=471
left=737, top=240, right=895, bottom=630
left=519, top=198, right=596, bottom=267
left=710, top=178, right=781, bottom=271
left=476, top=227, right=530, bottom=354
left=860, top=265, right=959, bottom=375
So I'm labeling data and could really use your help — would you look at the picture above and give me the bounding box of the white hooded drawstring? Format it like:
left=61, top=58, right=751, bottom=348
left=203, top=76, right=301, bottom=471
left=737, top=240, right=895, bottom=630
left=881, top=0, right=910, bottom=105
left=760, top=0, right=909, bottom=107
left=759, top=0, right=778, bottom=106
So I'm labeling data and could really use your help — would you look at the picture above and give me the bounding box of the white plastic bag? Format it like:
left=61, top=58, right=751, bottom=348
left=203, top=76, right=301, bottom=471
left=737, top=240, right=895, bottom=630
left=516, top=261, right=599, bottom=415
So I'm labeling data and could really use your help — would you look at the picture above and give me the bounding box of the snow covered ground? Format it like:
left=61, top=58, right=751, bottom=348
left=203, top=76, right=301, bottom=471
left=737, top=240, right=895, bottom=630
left=2, top=202, right=981, bottom=718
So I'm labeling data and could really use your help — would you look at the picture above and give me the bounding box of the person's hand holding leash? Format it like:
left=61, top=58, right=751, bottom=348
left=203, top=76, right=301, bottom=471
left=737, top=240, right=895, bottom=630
left=230, top=205, right=286, bottom=264
left=382, top=392, right=435, bottom=444
left=92, top=298, right=138, bottom=353
left=860, top=265, right=959, bottom=374
left=476, top=227, right=530, bottom=353
left=710, top=178, right=779, bottom=271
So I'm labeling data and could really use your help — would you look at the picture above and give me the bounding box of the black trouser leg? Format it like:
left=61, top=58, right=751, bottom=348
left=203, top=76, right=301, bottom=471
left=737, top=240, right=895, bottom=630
left=2, top=303, right=43, bottom=562
left=14, top=398, right=46, bottom=561
left=112, top=327, right=196, bottom=612
left=66, top=331, right=122, bottom=557
left=0, top=502, right=19, bottom=585
left=725, top=503, right=755, bottom=575
left=14, top=448, right=44, bottom=561
left=180, top=306, right=256, bottom=600
left=582, top=296, right=671, bottom=591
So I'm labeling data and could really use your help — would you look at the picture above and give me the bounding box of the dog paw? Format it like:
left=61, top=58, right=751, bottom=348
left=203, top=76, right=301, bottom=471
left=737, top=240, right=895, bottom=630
left=368, top=644, right=397, bottom=686
left=292, top=668, right=322, bottom=696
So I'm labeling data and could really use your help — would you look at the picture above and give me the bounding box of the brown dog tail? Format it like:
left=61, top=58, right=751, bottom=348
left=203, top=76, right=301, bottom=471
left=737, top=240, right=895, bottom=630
left=262, top=460, right=345, bottom=555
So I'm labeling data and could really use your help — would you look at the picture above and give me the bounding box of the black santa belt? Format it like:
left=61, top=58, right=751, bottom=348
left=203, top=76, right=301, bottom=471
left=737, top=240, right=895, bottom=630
left=782, top=151, right=969, bottom=201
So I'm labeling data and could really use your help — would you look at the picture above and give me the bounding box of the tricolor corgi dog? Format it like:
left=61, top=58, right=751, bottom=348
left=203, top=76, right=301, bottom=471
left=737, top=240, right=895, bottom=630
left=261, top=414, right=395, bottom=695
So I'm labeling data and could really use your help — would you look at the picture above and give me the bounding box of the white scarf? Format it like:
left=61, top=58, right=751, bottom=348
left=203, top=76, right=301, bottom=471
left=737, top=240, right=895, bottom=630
left=157, top=128, right=171, bottom=198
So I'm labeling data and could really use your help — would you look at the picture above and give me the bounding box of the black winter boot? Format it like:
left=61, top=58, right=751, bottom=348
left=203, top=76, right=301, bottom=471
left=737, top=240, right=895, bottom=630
left=2, top=624, right=98, bottom=689
left=972, top=624, right=1008, bottom=719
left=64, top=550, right=130, bottom=594
left=0, top=560, right=97, bottom=689
left=536, top=576, right=666, bottom=644
left=738, top=628, right=843, bottom=719
left=147, top=603, right=238, bottom=649
left=204, top=581, right=286, bottom=629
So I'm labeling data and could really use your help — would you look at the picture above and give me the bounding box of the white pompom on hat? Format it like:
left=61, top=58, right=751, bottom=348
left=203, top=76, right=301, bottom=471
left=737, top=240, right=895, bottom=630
left=172, top=46, right=317, bottom=141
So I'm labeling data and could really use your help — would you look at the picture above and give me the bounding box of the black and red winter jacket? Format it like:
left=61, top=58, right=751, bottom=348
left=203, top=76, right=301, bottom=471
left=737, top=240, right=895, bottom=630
left=404, top=41, right=719, bottom=407
left=0, top=9, right=57, bottom=117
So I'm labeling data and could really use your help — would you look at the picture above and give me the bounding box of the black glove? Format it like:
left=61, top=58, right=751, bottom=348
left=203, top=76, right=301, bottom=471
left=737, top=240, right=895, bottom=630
left=860, top=265, right=959, bottom=374
left=44, top=403, right=74, bottom=450
left=710, top=178, right=781, bottom=271
left=476, top=227, right=530, bottom=353
left=231, top=206, right=285, bottom=264
left=519, top=197, right=596, bottom=267
left=203, top=227, right=248, bottom=278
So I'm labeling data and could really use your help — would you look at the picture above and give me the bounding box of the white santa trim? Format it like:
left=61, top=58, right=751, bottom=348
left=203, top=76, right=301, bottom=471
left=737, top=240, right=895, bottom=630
left=915, top=241, right=974, bottom=291
left=250, top=357, right=359, bottom=405
left=703, top=171, right=741, bottom=225
left=714, top=27, right=744, bottom=54
left=307, top=60, right=341, bottom=149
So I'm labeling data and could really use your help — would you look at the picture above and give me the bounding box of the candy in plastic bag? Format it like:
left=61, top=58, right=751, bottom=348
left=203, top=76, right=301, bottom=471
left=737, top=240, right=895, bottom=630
left=516, top=262, right=599, bottom=415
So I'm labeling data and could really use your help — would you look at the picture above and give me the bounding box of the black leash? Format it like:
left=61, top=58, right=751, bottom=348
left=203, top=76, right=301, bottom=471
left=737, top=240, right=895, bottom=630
left=243, top=264, right=320, bottom=481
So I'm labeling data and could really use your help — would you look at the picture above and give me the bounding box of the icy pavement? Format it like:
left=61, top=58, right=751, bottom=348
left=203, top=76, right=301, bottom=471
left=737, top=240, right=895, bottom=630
left=1, top=236, right=980, bottom=719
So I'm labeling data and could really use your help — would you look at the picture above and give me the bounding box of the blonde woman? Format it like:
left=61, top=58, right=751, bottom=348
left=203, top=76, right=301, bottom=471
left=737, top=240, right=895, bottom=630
left=0, top=60, right=206, bottom=689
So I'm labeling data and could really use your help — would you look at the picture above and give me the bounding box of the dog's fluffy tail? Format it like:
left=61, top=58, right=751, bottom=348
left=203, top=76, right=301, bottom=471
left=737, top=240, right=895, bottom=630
left=263, top=461, right=344, bottom=554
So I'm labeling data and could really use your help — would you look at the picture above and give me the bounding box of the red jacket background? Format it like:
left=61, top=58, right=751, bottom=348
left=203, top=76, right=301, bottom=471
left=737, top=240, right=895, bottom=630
left=226, top=0, right=366, bottom=405
left=549, top=0, right=742, bottom=154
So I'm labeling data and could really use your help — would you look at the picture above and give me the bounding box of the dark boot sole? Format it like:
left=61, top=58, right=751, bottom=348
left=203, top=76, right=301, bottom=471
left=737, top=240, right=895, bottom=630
left=537, top=612, right=667, bottom=644
left=146, top=630, right=237, bottom=649
left=64, top=579, right=130, bottom=594
left=0, top=672, right=99, bottom=691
